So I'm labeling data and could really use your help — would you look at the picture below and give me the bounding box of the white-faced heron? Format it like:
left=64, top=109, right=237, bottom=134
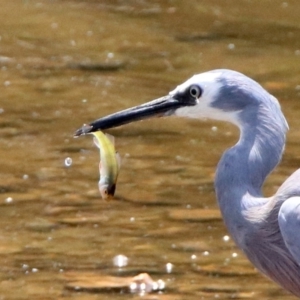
left=75, top=69, right=300, bottom=297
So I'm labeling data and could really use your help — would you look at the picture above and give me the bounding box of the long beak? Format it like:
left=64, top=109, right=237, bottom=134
left=74, top=95, right=189, bottom=136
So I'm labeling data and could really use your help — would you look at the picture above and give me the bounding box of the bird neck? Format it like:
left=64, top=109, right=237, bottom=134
left=214, top=102, right=287, bottom=242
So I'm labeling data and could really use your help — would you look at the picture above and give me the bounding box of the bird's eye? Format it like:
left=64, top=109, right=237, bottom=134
left=189, top=85, right=202, bottom=99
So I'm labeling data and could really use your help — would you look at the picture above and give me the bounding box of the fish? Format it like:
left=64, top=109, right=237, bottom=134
left=90, top=131, right=121, bottom=200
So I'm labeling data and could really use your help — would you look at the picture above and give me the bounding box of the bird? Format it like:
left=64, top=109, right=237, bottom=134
left=75, top=69, right=300, bottom=297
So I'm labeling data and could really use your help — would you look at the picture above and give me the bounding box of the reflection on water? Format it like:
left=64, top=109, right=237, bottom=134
left=0, top=0, right=300, bottom=299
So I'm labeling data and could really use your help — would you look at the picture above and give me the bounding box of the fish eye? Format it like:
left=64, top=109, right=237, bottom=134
left=189, top=85, right=202, bottom=99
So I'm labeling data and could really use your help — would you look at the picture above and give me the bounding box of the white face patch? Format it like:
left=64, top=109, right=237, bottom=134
left=170, top=71, right=223, bottom=96
left=170, top=71, right=242, bottom=128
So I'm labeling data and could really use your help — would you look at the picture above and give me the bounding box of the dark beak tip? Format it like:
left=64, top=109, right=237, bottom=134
left=74, top=124, right=94, bottom=137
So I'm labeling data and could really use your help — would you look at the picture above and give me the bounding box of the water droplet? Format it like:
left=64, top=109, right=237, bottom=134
left=113, top=254, right=128, bottom=267
left=223, top=235, right=230, bottom=242
left=23, top=174, right=29, bottom=180
left=140, top=282, right=146, bottom=291
left=64, top=157, right=72, bottom=167
left=191, top=254, right=197, bottom=260
left=157, top=279, right=165, bottom=290
left=232, top=252, right=238, bottom=258
left=130, top=282, right=137, bottom=291
left=227, top=43, right=235, bottom=50
left=202, top=251, right=210, bottom=256
left=31, top=268, right=38, bottom=273
left=165, top=262, right=173, bottom=273
left=5, top=197, right=13, bottom=203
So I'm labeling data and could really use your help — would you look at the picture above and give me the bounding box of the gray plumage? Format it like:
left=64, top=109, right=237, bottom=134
left=75, top=69, right=300, bottom=297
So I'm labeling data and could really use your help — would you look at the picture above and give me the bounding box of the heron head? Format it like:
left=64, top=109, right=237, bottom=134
left=74, top=69, right=278, bottom=135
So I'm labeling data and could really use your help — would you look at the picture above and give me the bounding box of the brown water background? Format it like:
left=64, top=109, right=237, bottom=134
left=0, top=0, right=300, bottom=299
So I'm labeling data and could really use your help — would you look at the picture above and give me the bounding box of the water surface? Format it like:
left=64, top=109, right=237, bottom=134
left=0, top=0, right=300, bottom=299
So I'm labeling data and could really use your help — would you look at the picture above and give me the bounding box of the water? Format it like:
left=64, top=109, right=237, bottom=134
left=0, top=0, right=300, bottom=299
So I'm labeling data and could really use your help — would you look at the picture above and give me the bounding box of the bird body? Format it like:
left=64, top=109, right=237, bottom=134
left=76, top=69, right=300, bottom=297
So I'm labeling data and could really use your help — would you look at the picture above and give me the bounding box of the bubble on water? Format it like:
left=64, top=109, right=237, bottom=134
left=223, top=235, right=230, bottom=242
left=139, top=283, right=146, bottom=291
left=113, top=254, right=128, bottom=267
left=151, top=280, right=165, bottom=292
left=64, top=157, right=72, bottom=167
left=31, top=268, right=38, bottom=273
left=23, top=174, right=29, bottom=180
left=5, top=197, right=13, bottom=203
left=227, top=43, right=235, bottom=50
left=165, top=262, right=173, bottom=273
left=191, top=254, right=197, bottom=260
left=0, top=108, right=4, bottom=114
left=130, top=282, right=137, bottom=291
left=232, top=252, right=238, bottom=258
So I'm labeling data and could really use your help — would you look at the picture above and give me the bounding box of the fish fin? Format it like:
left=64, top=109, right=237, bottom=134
left=115, top=152, right=122, bottom=170
left=105, top=133, right=115, bottom=146
left=93, top=136, right=101, bottom=149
